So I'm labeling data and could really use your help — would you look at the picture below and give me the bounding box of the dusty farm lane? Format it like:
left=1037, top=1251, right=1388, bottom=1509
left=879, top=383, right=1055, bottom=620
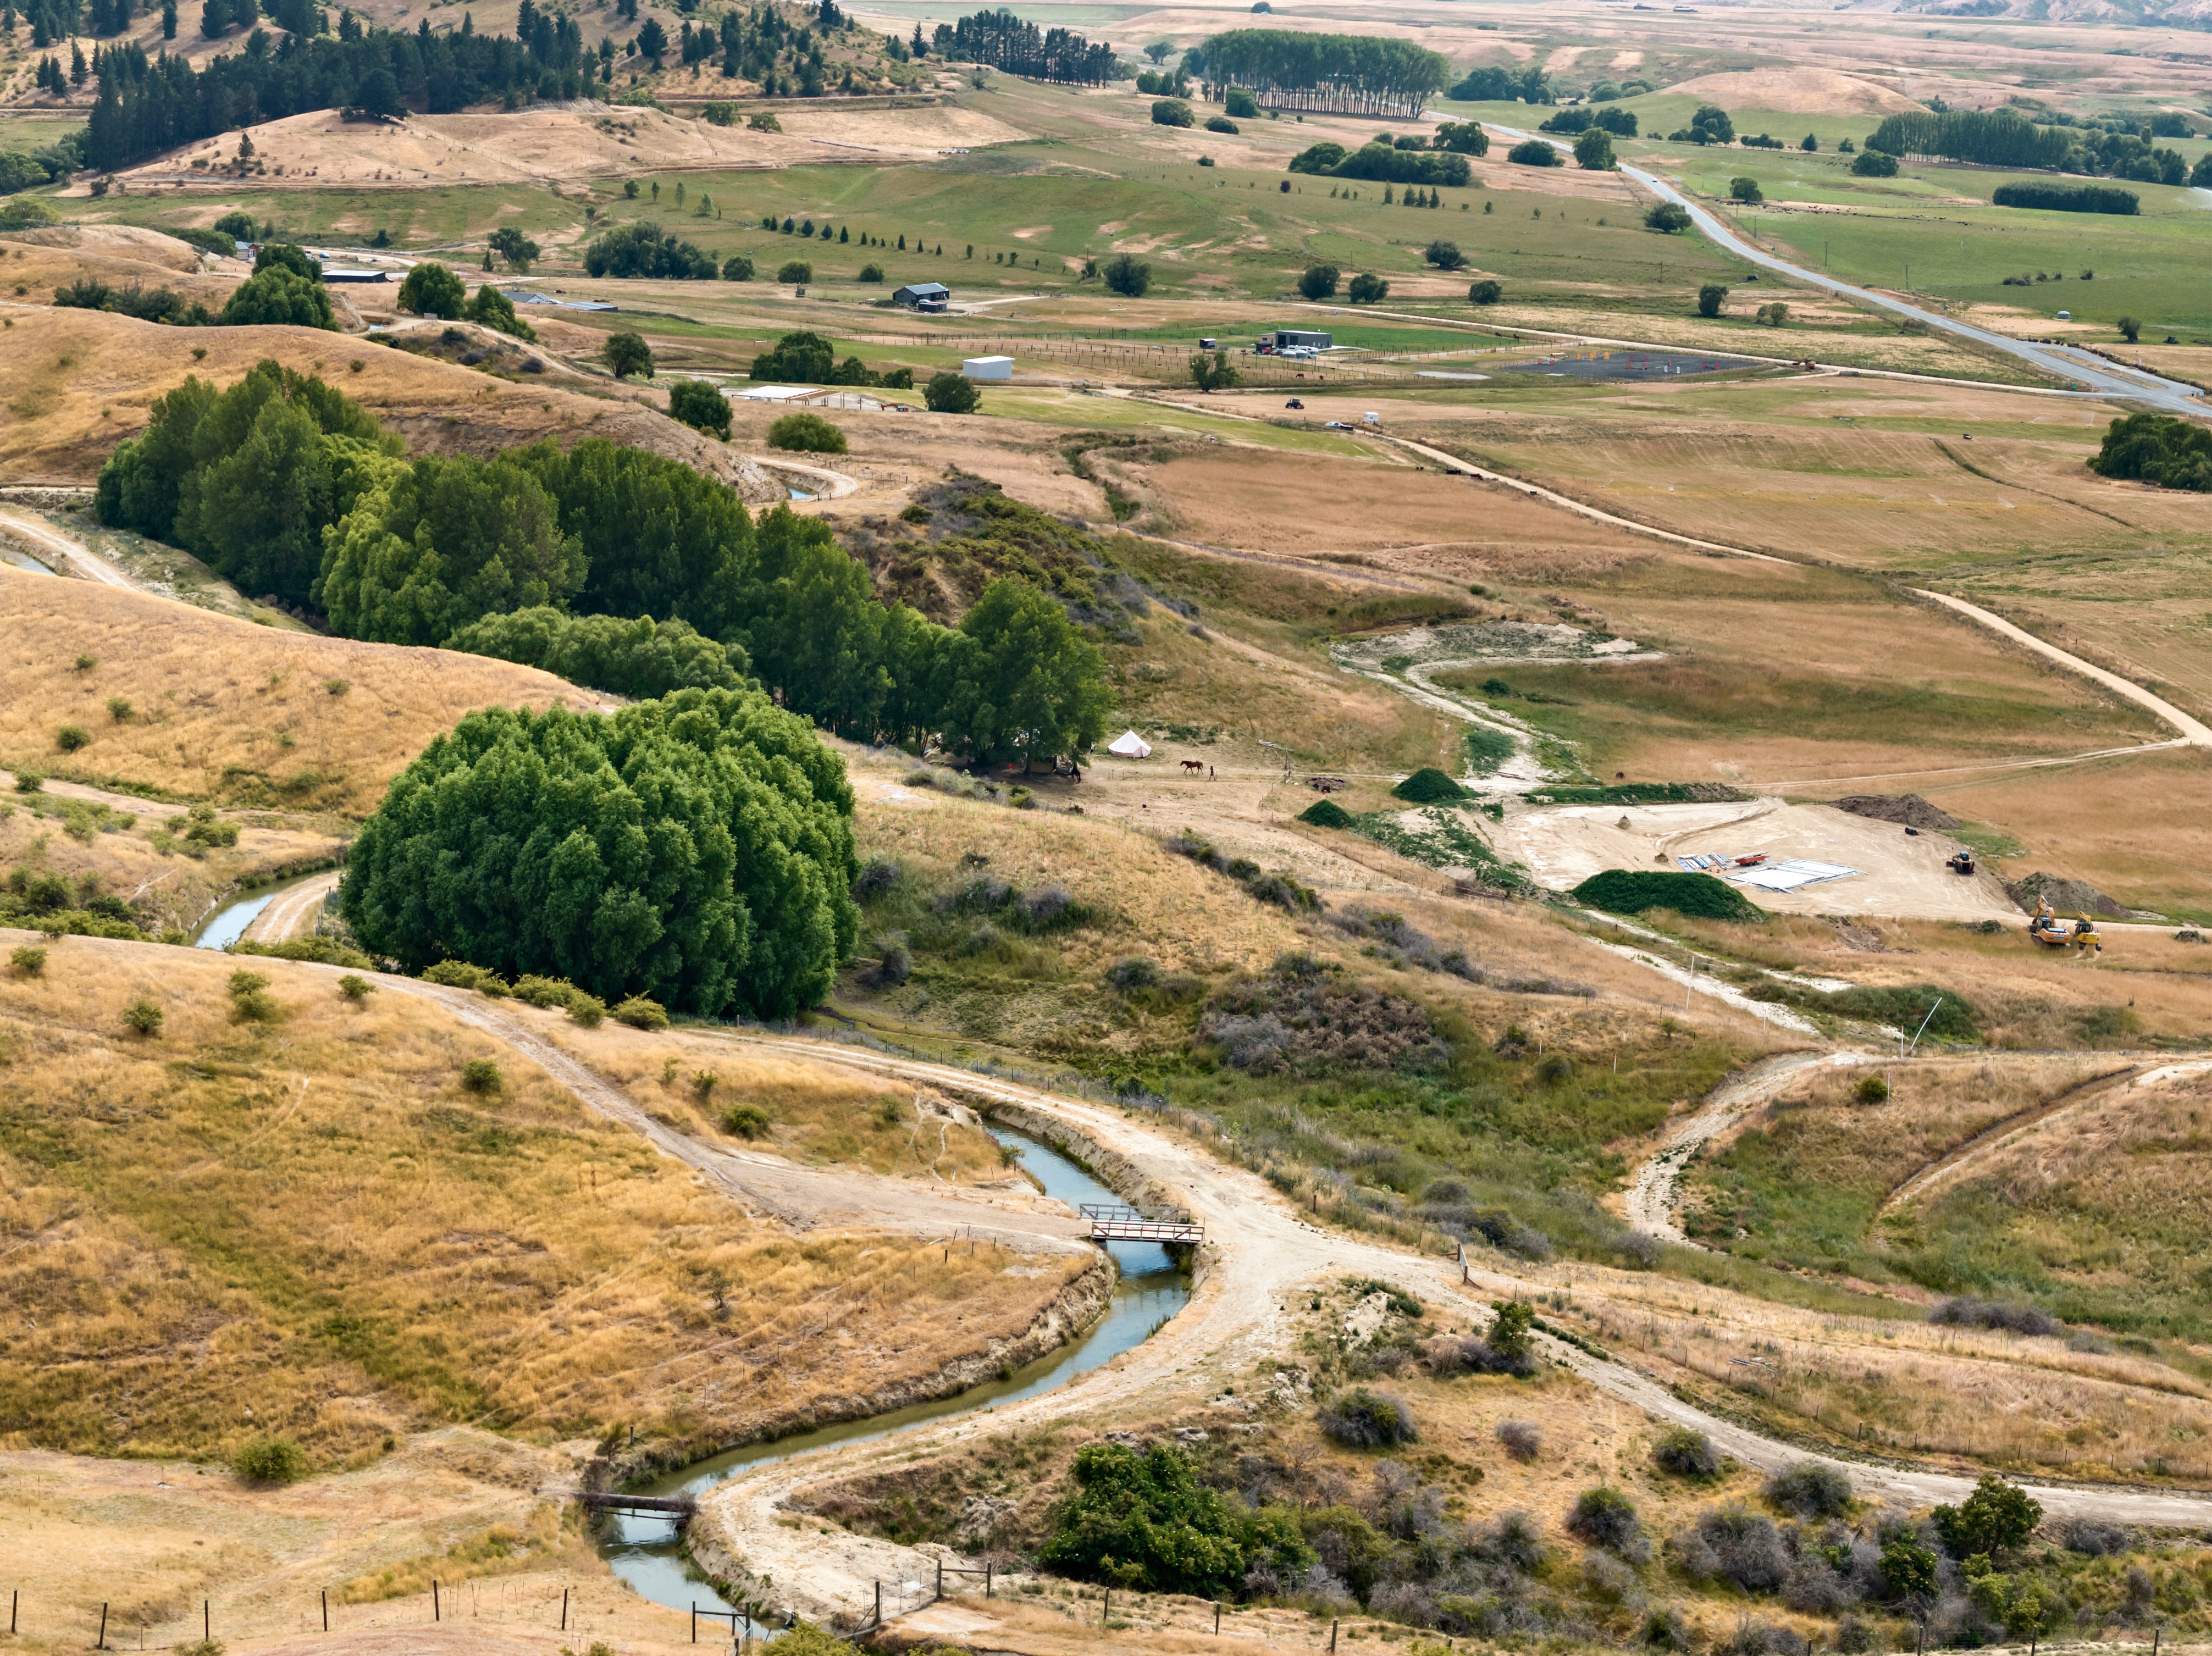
left=651, top=1032, right=2212, bottom=1626
left=0, top=505, right=136, bottom=588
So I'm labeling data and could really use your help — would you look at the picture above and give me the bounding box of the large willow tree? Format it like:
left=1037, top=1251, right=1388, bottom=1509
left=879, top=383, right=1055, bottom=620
left=1202, top=30, right=1447, bottom=118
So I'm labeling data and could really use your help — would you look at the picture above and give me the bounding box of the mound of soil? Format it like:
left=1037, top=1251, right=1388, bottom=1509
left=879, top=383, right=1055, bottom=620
left=1831, top=794, right=1960, bottom=831
left=1392, top=767, right=1469, bottom=804
left=1299, top=798, right=1355, bottom=829
left=2005, top=872, right=2128, bottom=918
left=1572, top=868, right=1762, bottom=923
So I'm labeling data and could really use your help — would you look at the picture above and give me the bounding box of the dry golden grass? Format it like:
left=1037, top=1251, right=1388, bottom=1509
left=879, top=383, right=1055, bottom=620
left=0, top=781, right=343, bottom=933
left=0, top=564, right=600, bottom=813
left=0, top=1432, right=706, bottom=1650
left=0, top=301, right=757, bottom=488
left=1662, top=910, right=2212, bottom=1050
left=1578, top=1272, right=2212, bottom=1482
left=0, top=931, right=1091, bottom=1466
left=534, top=1013, right=1011, bottom=1182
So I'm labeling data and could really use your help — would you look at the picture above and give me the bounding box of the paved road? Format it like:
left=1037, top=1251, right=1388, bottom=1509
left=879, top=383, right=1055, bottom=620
left=1492, top=126, right=2209, bottom=417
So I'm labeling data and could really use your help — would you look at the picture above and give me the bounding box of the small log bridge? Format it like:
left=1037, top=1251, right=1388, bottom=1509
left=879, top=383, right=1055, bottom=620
left=1081, top=1203, right=1203, bottom=1245
left=542, top=1487, right=698, bottom=1524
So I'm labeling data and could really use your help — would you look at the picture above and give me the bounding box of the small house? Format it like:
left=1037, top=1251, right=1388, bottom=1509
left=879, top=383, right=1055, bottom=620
left=893, top=281, right=950, bottom=310
left=1266, top=329, right=1333, bottom=351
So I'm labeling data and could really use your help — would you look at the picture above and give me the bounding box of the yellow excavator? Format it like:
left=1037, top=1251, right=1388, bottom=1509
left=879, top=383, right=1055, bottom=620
left=2028, top=894, right=2102, bottom=954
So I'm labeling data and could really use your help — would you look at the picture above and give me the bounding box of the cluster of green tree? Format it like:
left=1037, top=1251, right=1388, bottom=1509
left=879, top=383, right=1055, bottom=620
left=99, top=372, right=1109, bottom=763
left=1572, top=128, right=1615, bottom=169
left=2089, top=412, right=2211, bottom=491
left=443, top=608, right=751, bottom=699
left=1583, top=76, right=1651, bottom=101
left=929, top=9, right=1118, bottom=84
left=77, top=10, right=608, bottom=173
left=1990, top=180, right=2140, bottom=214
left=1539, top=104, right=1634, bottom=137
left=584, top=222, right=718, bottom=279
left=218, top=242, right=339, bottom=329
left=95, top=359, right=401, bottom=606
left=1666, top=104, right=1733, bottom=145
left=1431, top=119, right=1487, bottom=154
left=746, top=330, right=915, bottom=389
left=391, top=259, right=538, bottom=337
left=1132, top=67, right=1188, bottom=97
left=1507, top=137, right=1561, bottom=168
left=681, top=2, right=849, bottom=96
left=1445, top=63, right=1551, bottom=104
left=340, top=689, right=858, bottom=1020
left=1038, top=1443, right=1313, bottom=1597
left=1867, top=108, right=2187, bottom=184
left=54, top=278, right=215, bottom=326
left=0, top=131, right=82, bottom=195
left=1287, top=137, right=1472, bottom=185
left=1200, top=29, right=1447, bottom=118
left=1151, top=97, right=1193, bottom=127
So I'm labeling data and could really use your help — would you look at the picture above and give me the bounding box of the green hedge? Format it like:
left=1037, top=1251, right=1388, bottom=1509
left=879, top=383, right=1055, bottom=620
left=1571, top=868, right=1761, bottom=922
left=1391, top=767, right=1468, bottom=804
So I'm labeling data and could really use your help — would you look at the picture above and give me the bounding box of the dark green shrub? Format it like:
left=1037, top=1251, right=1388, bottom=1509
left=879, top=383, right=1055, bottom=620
left=1567, top=1486, right=1648, bottom=1559
left=123, top=996, right=164, bottom=1036
left=667, top=379, right=731, bottom=440
left=1391, top=767, right=1467, bottom=804
left=233, top=1436, right=309, bottom=1483
left=1468, top=278, right=1502, bottom=304
left=1298, top=263, right=1339, bottom=299
left=612, top=995, right=670, bottom=1029
left=227, top=968, right=279, bottom=1022
left=1298, top=797, right=1354, bottom=828
left=1151, top=98, right=1194, bottom=127
left=423, top=959, right=511, bottom=996
left=55, top=724, right=90, bottom=752
left=776, top=259, right=814, bottom=284
left=768, top=412, right=849, bottom=454
left=9, top=944, right=48, bottom=977
left=338, top=974, right=375, bottom=1003
left=460, top=1058, right=503, bottom=1094
left=1103, top=253, right=1151, bottom=297
left=1319, top=1387, right=1418, bottom=1447
left=1037, top=1443, right=1306, bottom=1597
left=1765, top=1461, right=1852, bottom=1517
left=396, top=261, right=468, bottom=319
left=567, top=992, right=606, bottom=1027
left=1570, top=869, right=1761, bottom=922
left=924, top=372, right=981, bottom=414
left=1654, top=1425, right=1722, bottom=1478
left=722, top=1103, right=771, bottom=1138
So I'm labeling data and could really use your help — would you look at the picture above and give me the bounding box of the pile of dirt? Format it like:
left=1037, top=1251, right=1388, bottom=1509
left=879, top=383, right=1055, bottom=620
left=1831, top=794, right=1960, bottom=831
left=2005, top=872, right=2128, bottom=918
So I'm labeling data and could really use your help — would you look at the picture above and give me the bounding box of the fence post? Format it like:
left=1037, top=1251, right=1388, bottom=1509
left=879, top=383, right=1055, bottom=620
left=875, top=1582, right=881, bottom=1626
left=433, top=1581, right=440, bottom=1624
left=322, top=1590, right=329, bottom=1632
left=1215, top=1601, right=1222, bottom=1635
left=561, top=1588, right=569, bottom=1631
left=98, top=1603, right=108, bottom=1651
left=692, top=1603, right=697, bottom=1643
left=10, top=1589, right=16, bottom=1636
left=1330, top=1619, right=1340, bottom=1652
left=936, top=1560, right=943, bottom=1600
left=204, top=1602, right=210, bottom=1643
left=985, top=1565, right=992, bottom=1599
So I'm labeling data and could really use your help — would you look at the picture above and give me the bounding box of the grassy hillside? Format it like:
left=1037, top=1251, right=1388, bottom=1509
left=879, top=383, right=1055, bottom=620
left=0, top=931, right=1087, bottom=1464
left=0, top=565, right=598, bottom=813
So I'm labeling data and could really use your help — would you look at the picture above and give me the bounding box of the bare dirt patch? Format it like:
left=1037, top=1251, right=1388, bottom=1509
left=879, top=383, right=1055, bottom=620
left=1496, top=796, right=2022, bottom=922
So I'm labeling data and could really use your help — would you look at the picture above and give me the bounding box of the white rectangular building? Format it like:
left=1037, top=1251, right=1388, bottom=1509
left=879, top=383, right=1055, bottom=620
left=961, top=355, right=1014, bottom=381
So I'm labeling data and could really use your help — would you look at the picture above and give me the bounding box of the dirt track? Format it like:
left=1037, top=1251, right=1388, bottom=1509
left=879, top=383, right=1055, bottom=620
left=660, top=1034, right=2212, bottom=1627
left=0, top=505, right=135, bottom=588
left=240, top=869, right=343, bottom=944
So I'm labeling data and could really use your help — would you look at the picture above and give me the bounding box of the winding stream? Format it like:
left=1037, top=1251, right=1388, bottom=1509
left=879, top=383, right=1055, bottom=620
left=190, top=868, right=337, bottom=950
left=596, top=1126, right=1191, bottom=1617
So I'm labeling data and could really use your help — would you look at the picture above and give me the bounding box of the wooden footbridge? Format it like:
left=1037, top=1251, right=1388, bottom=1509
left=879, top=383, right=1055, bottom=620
left=541, top=1487, right=698, bottom=1525
left=1081, top=1203, right=1203, bottom=1244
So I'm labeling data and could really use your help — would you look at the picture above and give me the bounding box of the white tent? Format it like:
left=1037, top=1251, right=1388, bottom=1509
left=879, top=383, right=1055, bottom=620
left=1105, top=730, right=1152, bottom=758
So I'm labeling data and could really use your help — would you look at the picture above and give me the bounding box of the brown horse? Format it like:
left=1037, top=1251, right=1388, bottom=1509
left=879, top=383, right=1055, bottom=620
left=1180, top=759, right=1204, bottom=773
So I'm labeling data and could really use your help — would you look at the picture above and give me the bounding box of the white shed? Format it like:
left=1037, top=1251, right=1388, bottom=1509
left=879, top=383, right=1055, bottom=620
left=961, top=355, right=1014, bottom=381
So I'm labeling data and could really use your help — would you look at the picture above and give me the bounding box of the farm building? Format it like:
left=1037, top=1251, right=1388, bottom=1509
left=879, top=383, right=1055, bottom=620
left=893, top=282, right=950, bottom=311
left=961, top=356, right=1014, bottom=381
left=1265, top=329, right=1333, bottom=350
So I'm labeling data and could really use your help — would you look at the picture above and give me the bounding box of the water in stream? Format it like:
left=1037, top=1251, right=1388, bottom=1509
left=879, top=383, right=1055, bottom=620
left=190, top=869, right=334, bottom=951
left=596, top=1127, right=1190, bottom=1619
